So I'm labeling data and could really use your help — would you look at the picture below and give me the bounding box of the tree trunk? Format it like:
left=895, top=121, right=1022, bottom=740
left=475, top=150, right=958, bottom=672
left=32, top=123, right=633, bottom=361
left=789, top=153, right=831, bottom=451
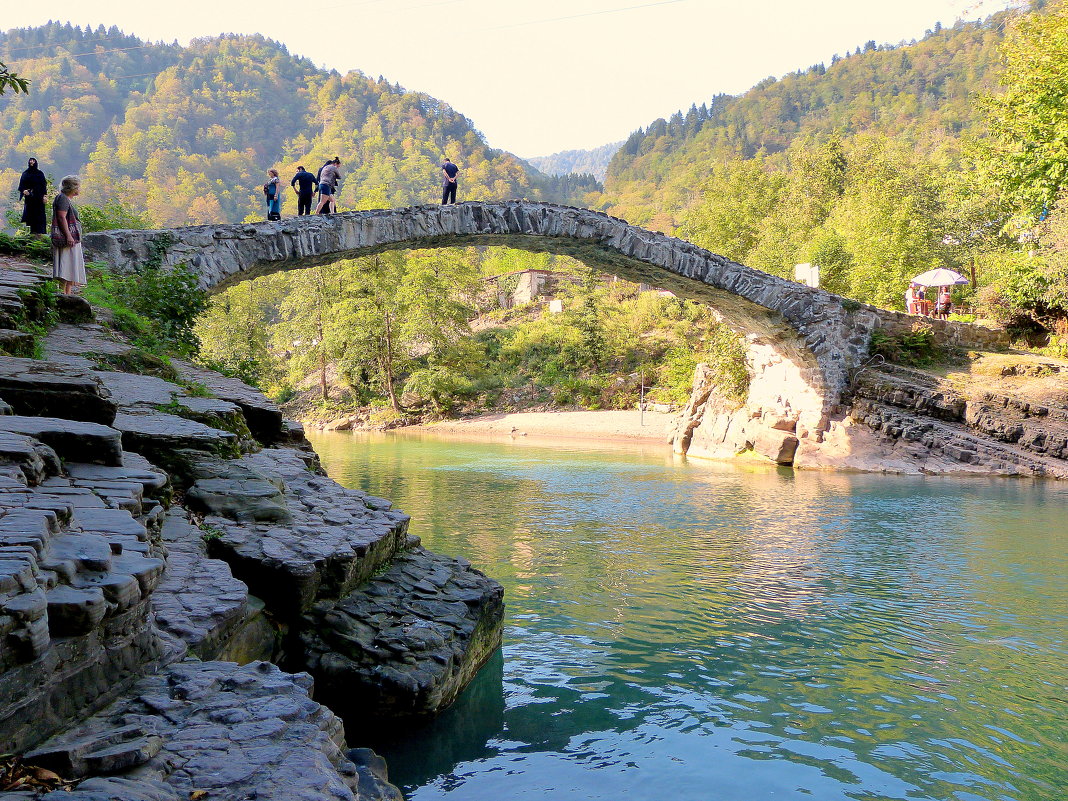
left=382, top=309, right=400, bottom=413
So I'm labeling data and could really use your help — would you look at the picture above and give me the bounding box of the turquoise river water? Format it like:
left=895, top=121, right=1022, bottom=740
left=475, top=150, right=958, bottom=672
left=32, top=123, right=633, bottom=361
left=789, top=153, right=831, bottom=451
left=307, top=430, right=1067, bottom=801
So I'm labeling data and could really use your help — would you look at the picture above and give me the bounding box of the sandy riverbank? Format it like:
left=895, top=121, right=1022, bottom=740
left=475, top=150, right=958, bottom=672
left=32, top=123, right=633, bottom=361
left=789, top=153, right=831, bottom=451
left=420, top=408, right=677, bottom=443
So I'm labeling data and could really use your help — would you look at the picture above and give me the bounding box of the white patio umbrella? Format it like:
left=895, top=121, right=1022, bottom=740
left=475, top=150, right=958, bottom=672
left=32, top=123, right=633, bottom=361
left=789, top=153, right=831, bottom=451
left=911, top=268, right=969, bottom=286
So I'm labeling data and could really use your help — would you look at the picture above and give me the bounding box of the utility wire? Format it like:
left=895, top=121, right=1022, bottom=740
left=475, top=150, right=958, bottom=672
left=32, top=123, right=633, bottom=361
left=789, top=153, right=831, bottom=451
left=1, top=34, right=133, bottom=55
left=1, top=44, right=163, bottom=62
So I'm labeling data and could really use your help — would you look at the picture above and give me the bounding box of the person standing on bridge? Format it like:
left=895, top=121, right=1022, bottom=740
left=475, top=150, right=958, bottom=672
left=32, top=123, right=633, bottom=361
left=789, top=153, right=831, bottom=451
left=291, top=165, right=318, bottom=216
left=264, top=169, right=282, bottom=221
left=315, top=157, right=342, bottom=215
left=441, top=157, right=459, bottom=205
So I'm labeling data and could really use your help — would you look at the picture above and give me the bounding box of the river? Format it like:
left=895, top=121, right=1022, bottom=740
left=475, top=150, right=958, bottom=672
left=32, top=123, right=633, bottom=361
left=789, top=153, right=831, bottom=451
left=307, top=430, right=1067, bottom=801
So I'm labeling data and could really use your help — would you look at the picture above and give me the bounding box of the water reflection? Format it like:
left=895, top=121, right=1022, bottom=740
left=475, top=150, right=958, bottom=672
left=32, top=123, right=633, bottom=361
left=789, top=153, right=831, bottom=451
left=309, top=431, right=1068, bottom=801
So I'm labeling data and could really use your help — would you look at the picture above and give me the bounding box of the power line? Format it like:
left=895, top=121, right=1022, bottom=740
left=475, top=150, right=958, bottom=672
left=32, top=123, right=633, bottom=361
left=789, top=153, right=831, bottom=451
left=1, top=34, right=133, bottom=55
left=1, top=43, right=164, bottom=63
left=481, top=0, right=687, bottom=32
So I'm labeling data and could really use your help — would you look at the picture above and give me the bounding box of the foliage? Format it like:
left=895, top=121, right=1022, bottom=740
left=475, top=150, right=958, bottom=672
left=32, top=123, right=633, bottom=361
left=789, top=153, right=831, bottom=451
left=703, top=322, right=751, bottom=403
left=981, top=0, right=1068, bottom=220
left=0, top=24, right=584, bottom=229
left=868, top=323, right=942, bottom=366
left=601, top=13, right=1010, bottom=227
left=402, top=367, right=471, bottom=413
left=0, top=230, right=50, bottom=262
left=0, top=61, right=30, bottom=95
left=83, top=260, right=208, bottom=356
left=78, top=199, right=149, bottom=232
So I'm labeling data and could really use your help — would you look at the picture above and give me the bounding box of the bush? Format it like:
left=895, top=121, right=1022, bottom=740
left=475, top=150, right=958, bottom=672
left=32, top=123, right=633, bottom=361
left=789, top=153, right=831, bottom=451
left=83, top=260, right=208, bottom=357
left=652, top=345, right=701, bottom=405
left=402, top=367, right=471, bottom=413
left=705, top=323, right=750, bottom=403
left=0, top=230, right=50, bottom=262
left=78, top=200, right=149, bottom=233
left=869, top=322, right=941, bottom=366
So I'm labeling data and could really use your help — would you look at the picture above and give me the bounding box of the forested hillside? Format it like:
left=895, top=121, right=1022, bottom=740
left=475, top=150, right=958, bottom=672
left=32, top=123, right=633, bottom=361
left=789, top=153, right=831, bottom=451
left=602, top=15, right=1007, bottom=228
left=0, top=23, right=571, bottom=226
left=528, top=142, right=622, bottom=182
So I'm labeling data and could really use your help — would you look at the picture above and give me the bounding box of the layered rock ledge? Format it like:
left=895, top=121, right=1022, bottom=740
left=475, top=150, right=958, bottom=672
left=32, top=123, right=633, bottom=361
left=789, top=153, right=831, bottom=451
left=0, top=260, right=505, bottom=800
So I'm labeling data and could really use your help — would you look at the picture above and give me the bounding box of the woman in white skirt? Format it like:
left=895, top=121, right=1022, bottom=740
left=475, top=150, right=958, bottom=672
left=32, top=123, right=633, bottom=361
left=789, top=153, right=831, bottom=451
left=52, top=175, right=86, bottom=295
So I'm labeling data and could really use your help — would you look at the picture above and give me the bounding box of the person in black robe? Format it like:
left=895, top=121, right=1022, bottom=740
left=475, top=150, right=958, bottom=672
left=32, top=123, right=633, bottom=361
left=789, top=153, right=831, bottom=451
left=17, top=158, right=47, bottom=236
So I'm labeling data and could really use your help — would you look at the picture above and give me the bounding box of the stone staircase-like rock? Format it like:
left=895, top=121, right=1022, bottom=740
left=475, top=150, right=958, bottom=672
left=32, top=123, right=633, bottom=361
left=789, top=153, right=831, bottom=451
left=848, top=365, right=1068, bottom=478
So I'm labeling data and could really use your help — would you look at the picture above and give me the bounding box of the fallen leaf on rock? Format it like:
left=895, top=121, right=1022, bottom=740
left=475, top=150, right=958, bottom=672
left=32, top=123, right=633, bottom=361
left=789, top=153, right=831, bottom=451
left=29, top=766, right=63, bottom=783
left=0, top=756, right=78, bottom=792
left=190, top=791, right=209, bottom=800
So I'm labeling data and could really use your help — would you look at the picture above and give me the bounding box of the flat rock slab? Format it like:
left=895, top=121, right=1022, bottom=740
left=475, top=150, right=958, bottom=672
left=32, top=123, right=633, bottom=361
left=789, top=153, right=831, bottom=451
left=301, top=546, right=504, bottom=719
left=26, top=660, right=380, bottom=801
left=65, top=457, right=170, bottom=502
left=112, top=413, right=240, bottom=477
left=201, top=449, right=409, bottom=620
left=0, top=417, right=123, bottom=466
left=172, top=360, right=283, bottom=444
left=93, top=372, right=183, bottom=409
left=0, top=358, right=116, bottom=424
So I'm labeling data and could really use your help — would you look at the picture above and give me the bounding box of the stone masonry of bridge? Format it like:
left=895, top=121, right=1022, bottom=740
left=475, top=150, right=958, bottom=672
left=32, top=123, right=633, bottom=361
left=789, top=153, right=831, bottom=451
left=84, top=202, right=1005, bottom=436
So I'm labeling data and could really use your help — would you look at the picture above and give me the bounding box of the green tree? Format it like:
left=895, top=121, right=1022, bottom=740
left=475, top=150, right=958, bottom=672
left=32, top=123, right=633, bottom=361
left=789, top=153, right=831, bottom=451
left=273, top=265, right=342, bottom=401
left=196, top=279, right=281, bottom=386
left=982, top=0, right=1068, bottom=220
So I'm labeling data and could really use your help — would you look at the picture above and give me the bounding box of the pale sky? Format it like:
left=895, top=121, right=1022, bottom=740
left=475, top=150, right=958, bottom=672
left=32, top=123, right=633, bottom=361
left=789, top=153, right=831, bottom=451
left=2, top=0, right=1016, bottom=157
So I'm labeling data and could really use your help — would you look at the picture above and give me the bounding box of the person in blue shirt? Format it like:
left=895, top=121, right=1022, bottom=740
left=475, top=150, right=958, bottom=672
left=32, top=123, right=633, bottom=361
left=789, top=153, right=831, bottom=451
left=290, top=166, right=318, bottom=216
left=265, top=169, right=281, bottom=220
left=441, top=157, right=459, bottom=205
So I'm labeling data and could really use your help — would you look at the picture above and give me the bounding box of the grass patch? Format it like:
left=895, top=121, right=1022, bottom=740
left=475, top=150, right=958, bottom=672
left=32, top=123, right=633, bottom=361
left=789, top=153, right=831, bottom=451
left=87, top=348, right=180, bottom=381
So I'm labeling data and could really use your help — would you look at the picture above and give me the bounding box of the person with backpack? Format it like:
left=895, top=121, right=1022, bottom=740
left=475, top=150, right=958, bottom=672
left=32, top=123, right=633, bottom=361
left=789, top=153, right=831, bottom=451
left=264, top=168, right=282, bottom=220
left=315, top=157, right=342, bottom=214
left=291, top=165, right=318, bottom=216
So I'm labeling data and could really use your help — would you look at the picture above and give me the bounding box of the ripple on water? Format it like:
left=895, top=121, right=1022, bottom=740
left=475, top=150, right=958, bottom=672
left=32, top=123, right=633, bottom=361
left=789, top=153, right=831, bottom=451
left=307, top=431, right=1068, bottom=801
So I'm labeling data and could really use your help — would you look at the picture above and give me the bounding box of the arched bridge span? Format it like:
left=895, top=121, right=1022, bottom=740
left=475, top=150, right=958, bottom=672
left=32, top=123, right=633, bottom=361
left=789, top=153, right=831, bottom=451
left=83, top=201, right=1004, bottom=432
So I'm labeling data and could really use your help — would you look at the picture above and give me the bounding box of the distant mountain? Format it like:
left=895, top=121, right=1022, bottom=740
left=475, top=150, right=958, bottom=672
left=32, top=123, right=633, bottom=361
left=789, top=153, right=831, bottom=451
left=527, top=142, right=623, bottom=182
left=601, top=13, right=1010, bottom=226
left=0, top=23, right=577, bottom=227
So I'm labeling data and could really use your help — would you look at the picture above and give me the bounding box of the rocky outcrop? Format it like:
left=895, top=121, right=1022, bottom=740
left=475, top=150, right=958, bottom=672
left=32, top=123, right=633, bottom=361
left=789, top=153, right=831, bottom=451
left=0, top=449, right=167, bottom=753
left=25, top=661, right=369, bottom=801
left=0, top=260, right=501, bottom=800
left=0, top=359, right=116, bottom=425
left=672, top=352, right=1068, bottom=478
left=800, top=364, right=1068, bottom=477
left=152, top=510, right=274, bottom=662
left=301, top=547, right=505, bottom=719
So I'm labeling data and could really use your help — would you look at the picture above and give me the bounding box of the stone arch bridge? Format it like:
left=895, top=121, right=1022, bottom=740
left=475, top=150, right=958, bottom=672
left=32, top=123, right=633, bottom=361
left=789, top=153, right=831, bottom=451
left=84, top=201, right=1003, bottom=436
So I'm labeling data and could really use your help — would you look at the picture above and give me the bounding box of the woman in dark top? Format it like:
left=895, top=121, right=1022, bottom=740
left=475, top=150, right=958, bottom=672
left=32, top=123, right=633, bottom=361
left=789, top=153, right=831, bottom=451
left=51, top=175, right=86, bottom=295
left=17, top=158, right=47, bottom=235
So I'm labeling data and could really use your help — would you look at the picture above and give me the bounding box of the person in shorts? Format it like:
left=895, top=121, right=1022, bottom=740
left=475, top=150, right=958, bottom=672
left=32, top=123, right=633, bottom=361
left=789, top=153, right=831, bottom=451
left=315, top=157, right=342, bottom=214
